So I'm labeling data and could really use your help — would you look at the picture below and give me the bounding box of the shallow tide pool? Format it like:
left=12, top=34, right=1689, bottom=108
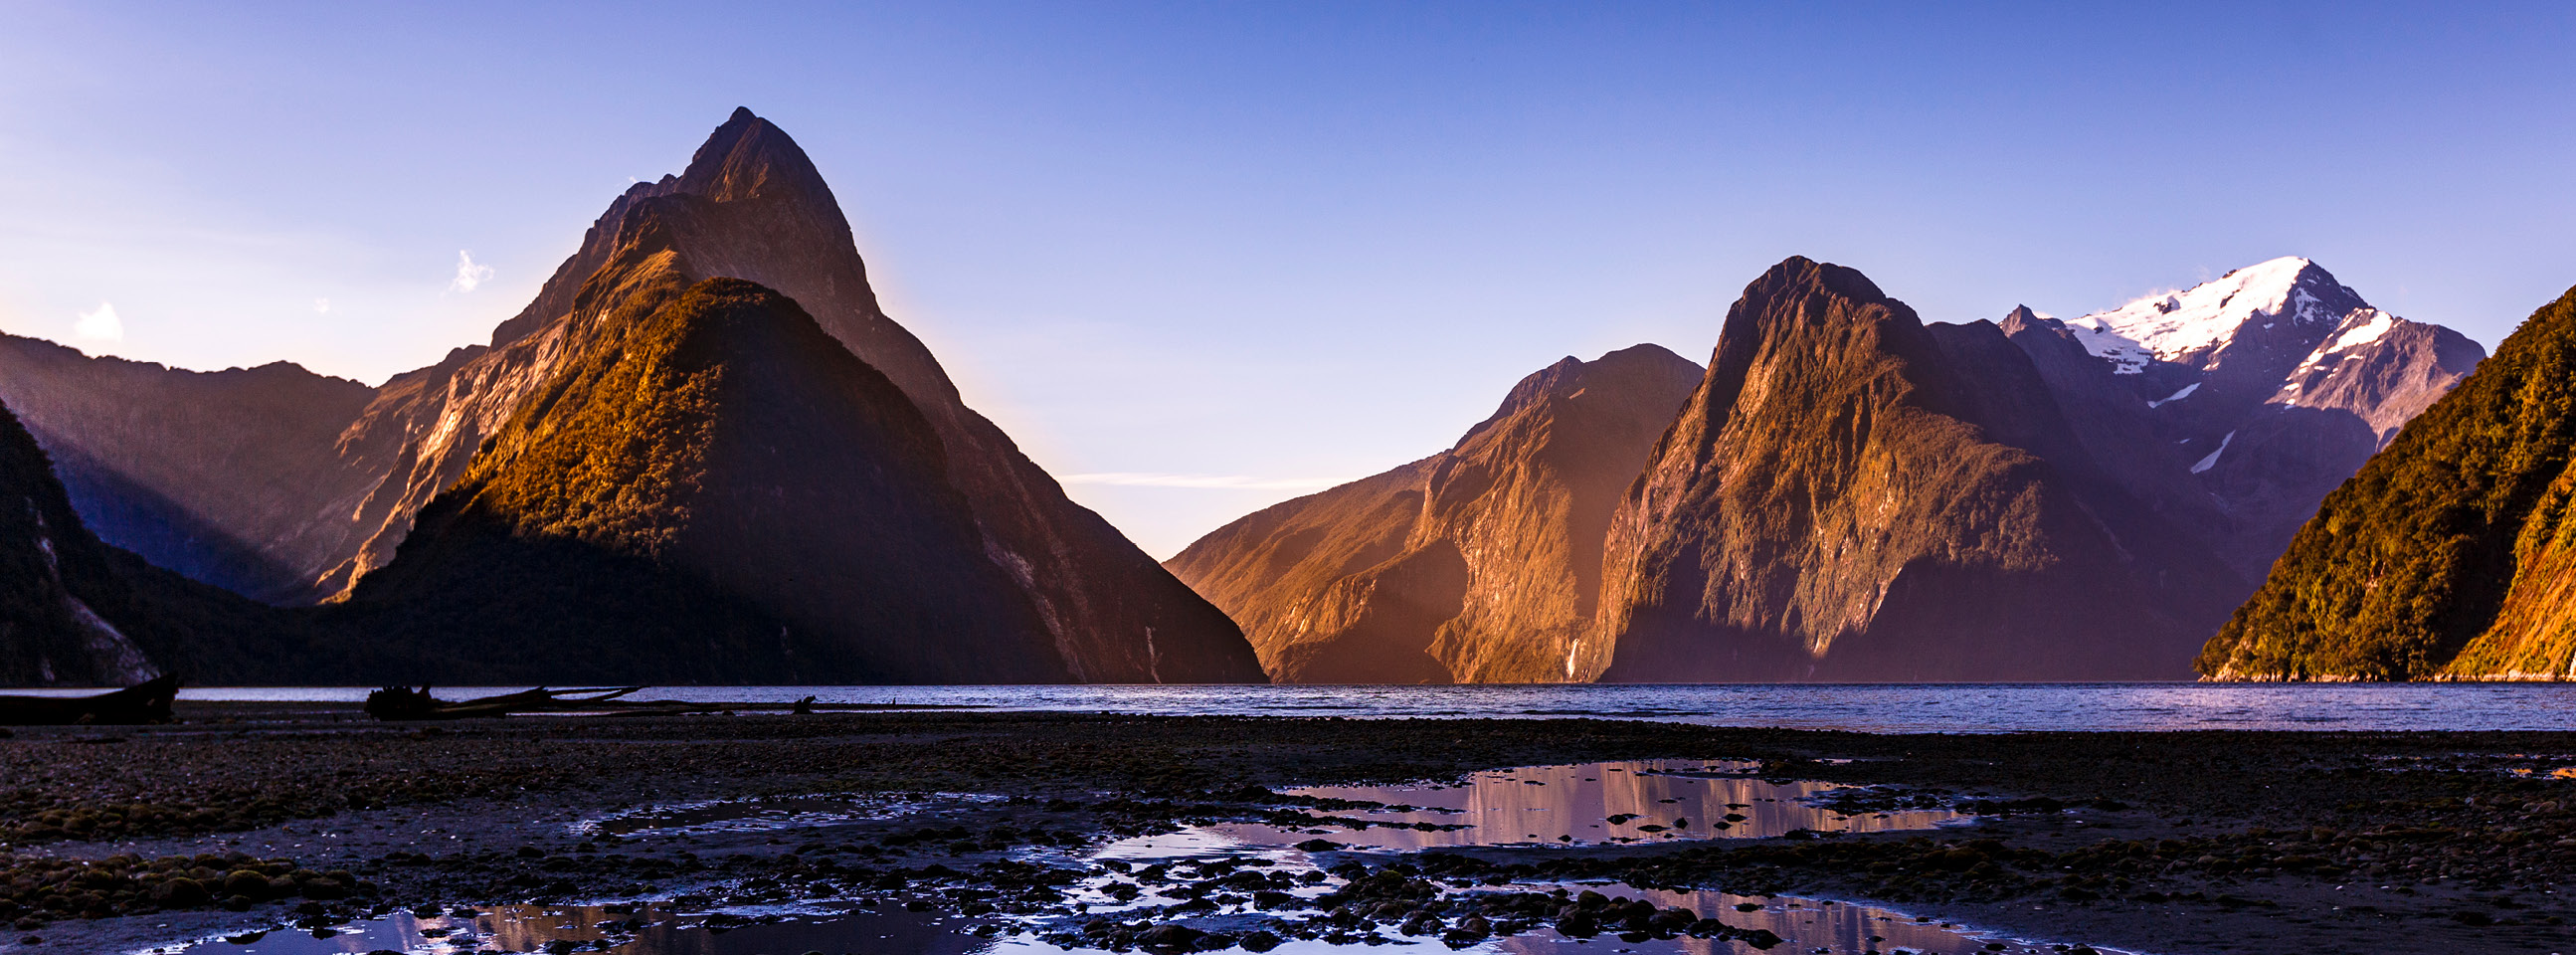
left=148, top=762, right=2123, bottom=955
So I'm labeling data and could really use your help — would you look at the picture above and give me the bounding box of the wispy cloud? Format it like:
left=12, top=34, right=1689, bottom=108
left=313, top=297, right=330, bottom=313
left=1061, top=472, right=1349, bottom=490
left=74, top=301, right=122, bottom=342
left=449, top=250, right=494, bottom=292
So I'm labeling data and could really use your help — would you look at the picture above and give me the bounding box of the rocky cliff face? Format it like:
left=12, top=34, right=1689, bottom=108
left=1166, top=345, right=1704, bottom=682
left=0, top=339, right=378, bottom=601
left=2199, top=285, right=2576, bottom=680
left=330, top=270, right=1070, bottom=683
left=1590, top=258, right=2245, bottom=681
left=2048, top=258, right=2484, bottom=577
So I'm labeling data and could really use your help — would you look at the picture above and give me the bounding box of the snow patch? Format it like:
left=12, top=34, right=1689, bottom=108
left=2066, top=257, right=2335, bottom=370
left=2281, top=308, right=2409, bottom=395
left=2189, top=431, right=2236, bottom=475
left=2315, top=308, right=2400, bottom=356
left=2148, top=382, right=2201, bottom=409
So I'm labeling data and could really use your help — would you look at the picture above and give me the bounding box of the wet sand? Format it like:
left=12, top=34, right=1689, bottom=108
left=1, top=702, right=2570, bottom=954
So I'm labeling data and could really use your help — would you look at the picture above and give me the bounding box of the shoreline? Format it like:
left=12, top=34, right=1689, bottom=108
left=2, top=703, right=2570, bottom=953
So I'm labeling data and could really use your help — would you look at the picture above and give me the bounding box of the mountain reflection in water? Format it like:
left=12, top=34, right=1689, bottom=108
left=1210, top=760, right=1961, bottom=850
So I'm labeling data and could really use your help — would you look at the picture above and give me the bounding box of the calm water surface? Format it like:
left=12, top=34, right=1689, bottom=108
left=147, top=682, right=2576, bottom=733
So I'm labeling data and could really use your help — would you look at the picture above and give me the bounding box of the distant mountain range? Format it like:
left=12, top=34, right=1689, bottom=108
left=1174, top=257, right=2484, bottom=681
left=0, top=109, right=1261, bottom=685
left=0, top=109, right=2534, bottom=686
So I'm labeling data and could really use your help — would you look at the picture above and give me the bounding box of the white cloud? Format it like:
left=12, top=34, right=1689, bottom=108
left=74, top=301, right=122, bottom=342
left=449, top=250, right=494, bottom=293
left=313, top=297, right=330, bottom=313
left=1060, top=472, right=1349, bottom=490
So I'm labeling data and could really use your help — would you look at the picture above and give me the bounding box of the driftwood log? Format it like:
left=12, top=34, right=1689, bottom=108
left=363, top=685, right=675, bottom=720
left=0, top=674, right=181, bottom=725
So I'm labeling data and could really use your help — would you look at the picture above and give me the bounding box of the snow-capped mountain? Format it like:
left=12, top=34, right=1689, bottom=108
left=2008, top=258, right=2484, bottom=579
left=2064, top=257, right=2365, bottom=374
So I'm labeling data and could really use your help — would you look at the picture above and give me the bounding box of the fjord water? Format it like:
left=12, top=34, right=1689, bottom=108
left=164, top=682, right=2576, bottom=732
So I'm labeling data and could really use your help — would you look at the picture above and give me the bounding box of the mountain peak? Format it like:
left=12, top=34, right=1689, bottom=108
left=1999, top=304, right=2056, bottom=331
left=670, top=107, right=836, bottom=208
left=1751, top=255, right=1888, bottom=305
left=1467, top=344, right=1699, bottom=448
left=2063, top=257, right=2367, bottom=373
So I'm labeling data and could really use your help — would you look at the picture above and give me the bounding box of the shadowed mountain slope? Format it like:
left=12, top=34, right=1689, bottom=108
left=1167, top=345, right=1704, bottom=682
left=0, top=396, right=308, bottom=685
left=2200, top=285, right=2576, bottom=680
left=0, top=338, right=378, bottom=601
left=1590, top=258, right=2244, bottom=681
left=329, top=272, right=1068, bottom=683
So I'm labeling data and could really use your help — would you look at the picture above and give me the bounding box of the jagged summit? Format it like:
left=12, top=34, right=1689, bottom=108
left=486, top=107, right=864, bottom=351
left=1997, top=258, right=2484, bottom=581
left=2065, top=257, right=2363, bottom=373
left=669, top=107, right=838, bottom=206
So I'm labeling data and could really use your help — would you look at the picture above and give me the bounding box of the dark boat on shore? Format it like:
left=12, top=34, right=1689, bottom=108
left=0, top=674, right=180, bottom=725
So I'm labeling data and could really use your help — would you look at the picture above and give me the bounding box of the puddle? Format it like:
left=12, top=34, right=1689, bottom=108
left=142, top=901, right=992, bottom=955
left=573, top=793, right=999, bottom=838
left=1492, top=881, right=2123, bottom=955
left=1219, top=760, right=1962, bottom=850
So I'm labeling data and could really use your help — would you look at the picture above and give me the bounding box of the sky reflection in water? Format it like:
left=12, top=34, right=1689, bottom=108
left=1214, top=759, right=1961, bottom=849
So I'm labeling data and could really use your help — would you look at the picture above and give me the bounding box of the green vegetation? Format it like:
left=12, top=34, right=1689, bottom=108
left=325, top=271, right=824, bottom=682
left=2201, top=285, right=2576, bottom=679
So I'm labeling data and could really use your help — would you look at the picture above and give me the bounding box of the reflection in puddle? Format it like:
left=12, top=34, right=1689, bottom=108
left=574, top=793, right=1000, bottom=837
left=1221, top=760, right=1962, bottom=850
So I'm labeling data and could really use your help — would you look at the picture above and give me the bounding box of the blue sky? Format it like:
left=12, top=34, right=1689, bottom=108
left=3, top=2, right=2572, bottom=556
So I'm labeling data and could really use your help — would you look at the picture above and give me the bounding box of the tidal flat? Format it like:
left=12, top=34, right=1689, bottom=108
left=0, top=704, right=2570, bottom=954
